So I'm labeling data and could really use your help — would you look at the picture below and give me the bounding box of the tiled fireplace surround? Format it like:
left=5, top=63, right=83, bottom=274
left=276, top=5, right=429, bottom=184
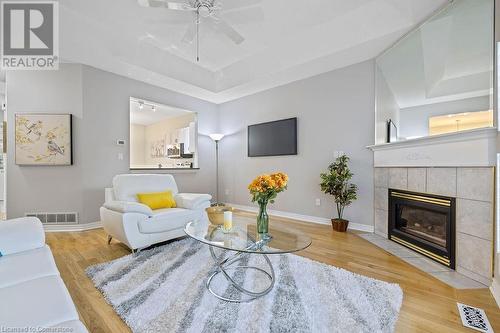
left=373, top=167, right=494, bottom=286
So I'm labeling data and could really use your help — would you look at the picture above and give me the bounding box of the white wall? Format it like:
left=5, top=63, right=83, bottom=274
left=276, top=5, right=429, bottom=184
left=491, top=0, right=500, bottom=306
left=375, top=66, right=400, bottom=144
left=6, top=64, right=219, bottom=223
left=399, top=96, right=491, bottom=138
left=217, top=61, right=375, bottom=227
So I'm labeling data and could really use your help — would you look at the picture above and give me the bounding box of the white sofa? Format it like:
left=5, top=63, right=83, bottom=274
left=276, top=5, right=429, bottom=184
left=100, top=174, right=212, bottom=252
left=0, top=217, right=87, bottom=332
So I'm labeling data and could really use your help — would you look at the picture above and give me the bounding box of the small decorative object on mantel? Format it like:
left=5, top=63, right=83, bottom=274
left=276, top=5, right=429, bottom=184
left=386, top=119, right=398, bottom=143
left=248, top=172, right=288, bottom=239
left=320, top=154, right=358, bottom=232
left=15, top=114, right=72, bottom=166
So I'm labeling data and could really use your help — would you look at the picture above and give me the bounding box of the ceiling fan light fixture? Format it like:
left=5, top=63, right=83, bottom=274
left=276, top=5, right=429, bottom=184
left=138, top=0, right=250, bottom=62
left=198, top=6, right=210, bottom=18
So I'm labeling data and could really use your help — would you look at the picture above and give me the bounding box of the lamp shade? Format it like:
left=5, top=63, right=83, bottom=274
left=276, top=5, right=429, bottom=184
left=209, top=133, right=225, bottom=141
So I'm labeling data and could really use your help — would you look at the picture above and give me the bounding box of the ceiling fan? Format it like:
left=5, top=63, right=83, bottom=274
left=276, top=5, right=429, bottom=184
left=137, top=0, right=263, bottom=61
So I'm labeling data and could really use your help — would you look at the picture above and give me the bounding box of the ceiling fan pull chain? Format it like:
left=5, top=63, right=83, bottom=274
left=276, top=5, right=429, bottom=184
left=196, top=11, right=200, bottom=62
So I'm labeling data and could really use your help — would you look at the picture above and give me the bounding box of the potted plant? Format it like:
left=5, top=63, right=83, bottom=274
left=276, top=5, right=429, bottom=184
left=320, top=155, right=358, bottom=232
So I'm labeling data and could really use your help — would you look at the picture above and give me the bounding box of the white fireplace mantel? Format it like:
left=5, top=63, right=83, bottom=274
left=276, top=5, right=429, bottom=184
left=367, top=128, right=498, bottom=167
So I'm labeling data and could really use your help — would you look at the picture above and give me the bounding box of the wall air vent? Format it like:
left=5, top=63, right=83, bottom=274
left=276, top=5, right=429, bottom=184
left=25, top=212, right=78, bottom=224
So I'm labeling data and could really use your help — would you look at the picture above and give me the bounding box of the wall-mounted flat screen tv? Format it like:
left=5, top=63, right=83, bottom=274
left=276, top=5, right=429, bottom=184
left=248, top=117, right=297, bottom=157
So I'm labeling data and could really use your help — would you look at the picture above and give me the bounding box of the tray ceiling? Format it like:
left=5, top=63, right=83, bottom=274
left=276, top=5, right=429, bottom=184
left=60, top=0, right=449, bottom=103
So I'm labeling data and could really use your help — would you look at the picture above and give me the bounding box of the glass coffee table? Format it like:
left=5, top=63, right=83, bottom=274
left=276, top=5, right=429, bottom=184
left=184, top=216, right=312, bottom=303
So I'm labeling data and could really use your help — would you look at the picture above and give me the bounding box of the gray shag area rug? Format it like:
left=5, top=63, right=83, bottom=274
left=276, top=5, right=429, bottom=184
left=86, top=238, right=403, bottom=333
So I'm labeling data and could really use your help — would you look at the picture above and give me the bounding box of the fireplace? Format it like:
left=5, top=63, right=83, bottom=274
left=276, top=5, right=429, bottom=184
left=388, top=189, right=455, bottom=269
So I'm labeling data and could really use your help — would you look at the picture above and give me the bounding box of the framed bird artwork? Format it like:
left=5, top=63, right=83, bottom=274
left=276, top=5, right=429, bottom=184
left=15, top=114, right=73, bottom=166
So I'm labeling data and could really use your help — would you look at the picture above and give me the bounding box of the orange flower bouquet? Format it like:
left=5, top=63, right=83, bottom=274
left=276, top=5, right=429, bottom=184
left=248, top=172, right=288, bottom=235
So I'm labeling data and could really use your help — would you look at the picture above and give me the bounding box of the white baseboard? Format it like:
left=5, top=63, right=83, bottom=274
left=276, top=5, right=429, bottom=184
left=228, top=203, right=374, bottom=233
left=43, top=221, right=103, bottom=232
left=490, top=277, right=500, bottom=308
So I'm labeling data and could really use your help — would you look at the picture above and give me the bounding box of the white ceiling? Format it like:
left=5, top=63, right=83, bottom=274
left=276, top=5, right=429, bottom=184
left=59, top=0, right=449, bottom=103
left=130, top=98, right=194, bottom=125
left=377, top=0, right=493, bottom=109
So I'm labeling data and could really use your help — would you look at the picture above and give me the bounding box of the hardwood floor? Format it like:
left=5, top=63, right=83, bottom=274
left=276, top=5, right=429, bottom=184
left=46, top=213, right=500, bottom=332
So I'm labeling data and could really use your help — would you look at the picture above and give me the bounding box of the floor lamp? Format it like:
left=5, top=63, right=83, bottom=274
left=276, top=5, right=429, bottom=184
left=209, top=133, right=224, bottom=205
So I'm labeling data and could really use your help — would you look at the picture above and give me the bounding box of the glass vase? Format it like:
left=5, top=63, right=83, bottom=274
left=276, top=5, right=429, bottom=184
left=257, top=200, right=270, bottom=237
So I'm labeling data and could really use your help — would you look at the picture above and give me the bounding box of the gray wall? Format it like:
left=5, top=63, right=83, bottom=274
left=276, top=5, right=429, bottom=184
left=6, top=65, right=85, bottom=221
left=6, top=61, right=375, bottom=227
left=217, top=61, right=375, bottom=226
left=6, top=64, right=218, bottom=223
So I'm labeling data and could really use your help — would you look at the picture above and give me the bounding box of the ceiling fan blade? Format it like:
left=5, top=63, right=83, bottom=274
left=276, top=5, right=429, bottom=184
left=138, top=0, right=196, bottom=10
left=167, top=2, right=195, bottom=11
left=137, top=0, right=167, bottom=8
left=220, top=0, right=262, bottom=11
left=222, top=6, right=264, bottom=24
left=215, top=19, right=244, bottom=44
left=181, top=23, right=196, bottom=44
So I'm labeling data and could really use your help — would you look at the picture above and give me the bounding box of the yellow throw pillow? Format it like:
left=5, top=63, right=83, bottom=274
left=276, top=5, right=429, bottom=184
left=136, top=190, right=176, bottom=210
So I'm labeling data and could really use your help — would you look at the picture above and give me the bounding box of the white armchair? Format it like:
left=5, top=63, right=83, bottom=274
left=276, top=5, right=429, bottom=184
left=100, top=174, right=211, bottom=252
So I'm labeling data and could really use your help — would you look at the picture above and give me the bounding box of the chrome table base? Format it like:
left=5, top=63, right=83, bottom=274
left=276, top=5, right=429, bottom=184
left=206, top=242, right=275, bottom=303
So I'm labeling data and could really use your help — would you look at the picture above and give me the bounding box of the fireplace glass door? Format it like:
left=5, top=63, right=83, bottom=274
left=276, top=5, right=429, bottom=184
left=396, top=205, right=448, bottom=248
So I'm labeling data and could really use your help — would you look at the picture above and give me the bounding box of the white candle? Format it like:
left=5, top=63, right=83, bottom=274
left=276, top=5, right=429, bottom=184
left=223, top=211, right=233, bottom=232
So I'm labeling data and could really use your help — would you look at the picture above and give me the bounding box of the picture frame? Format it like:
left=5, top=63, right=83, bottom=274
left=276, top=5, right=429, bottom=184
left=15, top=113, right=73, bottom=166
